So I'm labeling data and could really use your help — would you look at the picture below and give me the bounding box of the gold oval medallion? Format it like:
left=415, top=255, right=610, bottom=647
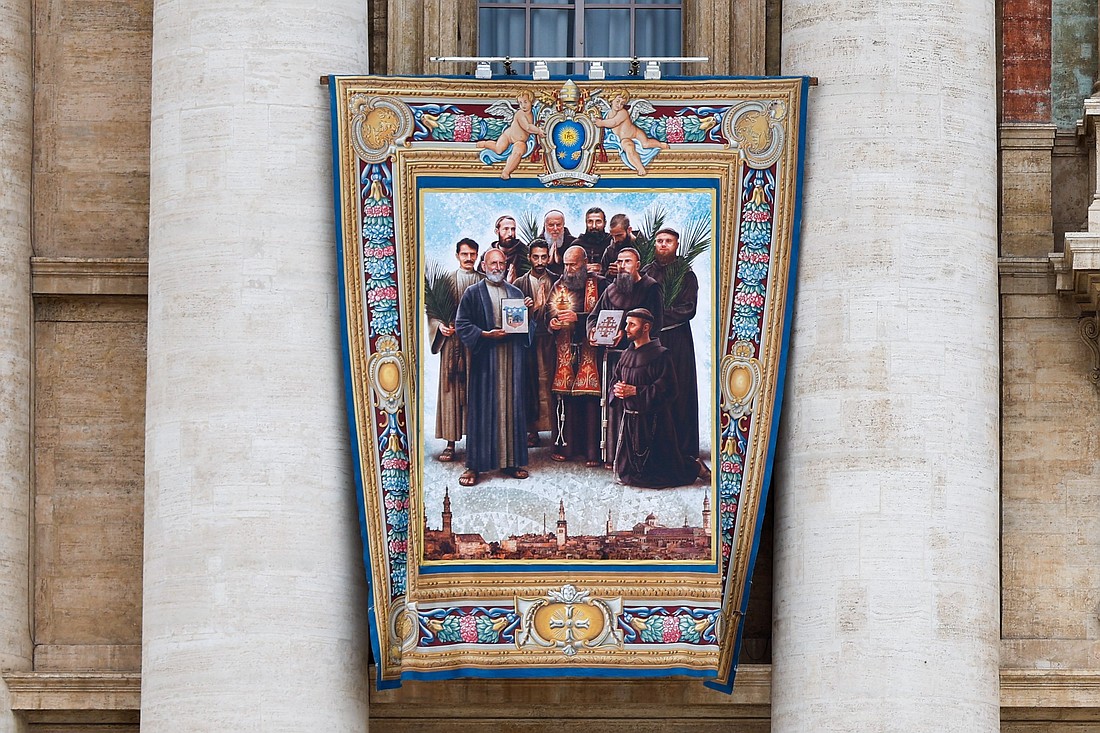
left=377, top=360, right=401, bottom=393
left=532, top=602, right=605, bottom=644
left=728, top=364, right=753, bottom=402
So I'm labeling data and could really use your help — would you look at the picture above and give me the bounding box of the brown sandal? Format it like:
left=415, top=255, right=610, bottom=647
left=459, top=469, right=478, bottom=486
left=438, top=446, right=455, bottom=462
left=502, top=467, right=529, bottom=479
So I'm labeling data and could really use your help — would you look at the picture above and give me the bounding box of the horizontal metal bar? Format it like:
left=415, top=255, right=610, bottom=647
left=430, top=55, right=708, bottom=63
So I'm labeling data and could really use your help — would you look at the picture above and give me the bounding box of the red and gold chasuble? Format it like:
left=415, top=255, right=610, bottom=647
left=550, top=277, right=601, bottom=396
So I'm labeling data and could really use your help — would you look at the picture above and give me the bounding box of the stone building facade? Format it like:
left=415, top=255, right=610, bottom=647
left=1, top=0, right=1098, bottom=730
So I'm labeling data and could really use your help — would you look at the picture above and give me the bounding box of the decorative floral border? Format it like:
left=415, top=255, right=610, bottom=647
left=330, top=76, right=806, bottom=689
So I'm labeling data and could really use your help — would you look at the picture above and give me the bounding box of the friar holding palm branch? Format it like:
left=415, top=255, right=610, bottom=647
left=641, top=228, right=702, bottom=463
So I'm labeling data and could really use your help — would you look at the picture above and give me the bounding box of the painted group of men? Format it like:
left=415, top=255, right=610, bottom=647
left=428, top=207, right=709, bottom=489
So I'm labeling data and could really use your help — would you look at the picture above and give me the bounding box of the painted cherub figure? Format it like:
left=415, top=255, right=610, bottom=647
left=477, top=90, right=545, bottom=180
left=593, top=89, right=669, bottom=176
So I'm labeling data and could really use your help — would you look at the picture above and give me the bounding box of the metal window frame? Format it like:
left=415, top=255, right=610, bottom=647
left=476, top=0, right=683, bottom=75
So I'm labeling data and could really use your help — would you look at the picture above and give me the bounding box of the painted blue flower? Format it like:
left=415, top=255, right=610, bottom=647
left=370, top=307, right=399, bottom=336
left=734, top=327, right=757, bottom=341
left=741, top=227, right=771, bottom=248
left=368, top=275, right=396, bottom=292
left=738, top=262, right=768, bottom=282
left=381, top=468, right=410, bottom=493
left=388, top=509, right=409, bottom=532
left=391, top=564, right=407, bottom=596
left=363, top=221, right=394, bottom=242
left=365, top=257, right=396, bottom=277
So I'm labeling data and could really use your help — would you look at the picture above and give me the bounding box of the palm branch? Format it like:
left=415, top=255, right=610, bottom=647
left=424, top=260, right=458, bottom=324
left=519, top=211, right=541, bottom=244
left=660, top=216, right=710, bottom=308
left=634, top=204, right=668, bottom=268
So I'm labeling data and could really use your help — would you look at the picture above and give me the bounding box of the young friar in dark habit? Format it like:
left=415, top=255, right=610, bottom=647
left=574, top=206, right=613, bottom=276
left=513, top=239, right=556, bottom=447
left=608, top=308, right=706, bottom=489
left=641, top=227, right=702, bottom=464
left=599, top=212, right=637, bottom=277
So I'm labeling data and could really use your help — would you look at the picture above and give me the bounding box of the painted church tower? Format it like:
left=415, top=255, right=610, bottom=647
left=556, top=499, right=568, bottom=549
left=442, top=486, right=453, bottom=537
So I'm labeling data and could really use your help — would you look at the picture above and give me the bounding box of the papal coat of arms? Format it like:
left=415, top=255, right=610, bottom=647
left=476, top=79, right=680, bottom=186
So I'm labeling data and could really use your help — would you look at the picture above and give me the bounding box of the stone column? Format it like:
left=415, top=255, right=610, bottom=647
left=143, top=2, right=370, bottom=730
left=774, top=2, right=1000, bottom=731
left=0, top=0, right=34, bottom=730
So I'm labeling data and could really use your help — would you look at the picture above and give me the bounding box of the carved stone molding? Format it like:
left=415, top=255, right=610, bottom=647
left=1052, top=235, right=1100, bottom=384
left=3, top=671, right=140, bottom=724
left=31, top=257, right=148, bottom=296
left=3, top=666, right=1100, bottom=725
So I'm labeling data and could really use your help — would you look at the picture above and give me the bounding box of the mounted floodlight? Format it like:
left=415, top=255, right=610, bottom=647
left=588, top=61, right=606, bottom=80
left=475, top=61, right=492, bottom=80
left=644, top=61, right=661, bottom=80
left=532, top=61, right=550, bottom=80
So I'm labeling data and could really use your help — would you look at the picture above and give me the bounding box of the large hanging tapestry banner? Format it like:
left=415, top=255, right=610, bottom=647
left=329, top=75, right=807, bottom=691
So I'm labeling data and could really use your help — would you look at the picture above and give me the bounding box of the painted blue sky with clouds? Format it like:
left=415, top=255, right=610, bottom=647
left=419, top=185, right=715, bottom=266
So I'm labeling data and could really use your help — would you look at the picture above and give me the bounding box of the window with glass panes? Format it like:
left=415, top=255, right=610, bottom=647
left=477, top=0, right=682, bottom=76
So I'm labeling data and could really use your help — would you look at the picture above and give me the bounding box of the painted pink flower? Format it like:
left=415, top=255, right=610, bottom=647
left=455, top=115, right=473, bottom=142
left=734, top=292, right=765, bottom=307
left=666, top=117, right=684, bottom=144
left=459, top=615, right=478, bottom=642
left=368, top=285, right=398, bottom=303
left=721, top=461, right=735, bottom=473
left=388, top=539, right=407, bottom=554
left=738, top=250, right=770, bottom=263
left=662, top=616, right=681, bottom=643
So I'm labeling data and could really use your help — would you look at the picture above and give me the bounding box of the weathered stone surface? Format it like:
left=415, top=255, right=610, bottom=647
left=32, top=0, right=152, bottom=258
left=2, top=0, right=36, bottom=729
left=776, top=0, right=1001, bottom=730
left=1001, top=266, right=1100, bottom=670
left=141, top=1, right=371, bottom=730
left=33, top=298, right=146, bottom=658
